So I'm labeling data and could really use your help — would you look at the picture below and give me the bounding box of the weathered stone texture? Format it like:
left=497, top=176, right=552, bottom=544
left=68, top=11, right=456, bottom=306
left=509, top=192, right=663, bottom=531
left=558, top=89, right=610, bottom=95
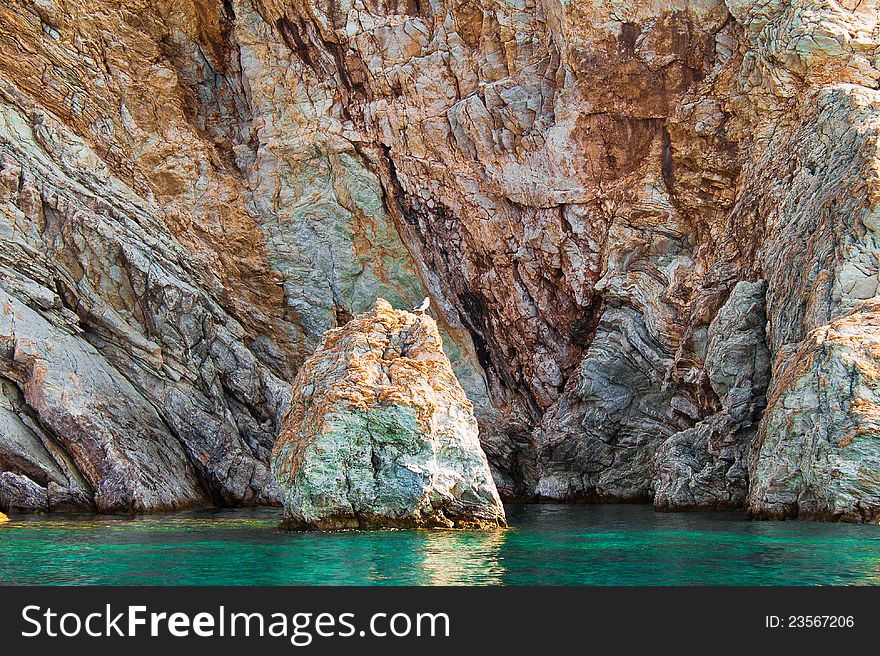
left=1, top=0, right=879, bottom=520
left=654, top=280, right=770, bottom=510
left=272, top=299, right=506, bottom=529
left=749, top=303, right=880, bottom=521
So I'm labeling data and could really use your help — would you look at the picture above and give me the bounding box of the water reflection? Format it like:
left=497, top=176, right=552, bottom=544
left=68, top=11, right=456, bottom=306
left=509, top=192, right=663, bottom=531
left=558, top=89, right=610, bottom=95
left=857, top=556, right=880, bottom=585
left=3, top=505, right=880, bottom=585
left=415, top=529, right=507, bottom=585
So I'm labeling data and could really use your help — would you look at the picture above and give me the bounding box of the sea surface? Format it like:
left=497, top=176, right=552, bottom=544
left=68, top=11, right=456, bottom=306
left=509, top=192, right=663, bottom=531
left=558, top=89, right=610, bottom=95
left=2, top=504, right=880, bottom=585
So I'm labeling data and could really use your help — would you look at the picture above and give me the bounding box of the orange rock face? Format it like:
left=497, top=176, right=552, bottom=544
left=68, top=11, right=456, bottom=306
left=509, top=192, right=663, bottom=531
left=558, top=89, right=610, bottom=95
left=0, top=0, right=879, bottom=519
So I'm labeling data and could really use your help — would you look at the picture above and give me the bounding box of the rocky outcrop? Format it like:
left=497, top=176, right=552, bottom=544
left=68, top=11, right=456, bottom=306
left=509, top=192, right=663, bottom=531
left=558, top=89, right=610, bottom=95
left=733, top=1, right=880, bottom=520
left=749, top=302, right=880, bottom=521
left=272, top=299, right=506, bottom=529
left=0, top=0, right=879, bottom=520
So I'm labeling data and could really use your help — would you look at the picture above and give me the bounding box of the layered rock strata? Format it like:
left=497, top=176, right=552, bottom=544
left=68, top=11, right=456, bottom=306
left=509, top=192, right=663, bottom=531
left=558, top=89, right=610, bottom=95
left=0, top=0, right=878, bottom=520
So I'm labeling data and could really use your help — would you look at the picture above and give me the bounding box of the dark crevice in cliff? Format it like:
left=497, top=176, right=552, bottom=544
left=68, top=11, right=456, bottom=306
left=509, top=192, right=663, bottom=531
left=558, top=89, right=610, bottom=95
left=380, top=149, right=417, bottom=228
left=405, top=0, right=430, bottom=18
left=375, top=143, right=544, bottom=422
left=571, top=295, right=605, bottom=350
left=661, top=126, right=675, bottom=187
left=618, top=23, right=640, bottom=55
left=276, top=16, right=316, bottom=70
left=222, top=0, right=236, bottom=21
left=456, top=291, right=493, bottom=374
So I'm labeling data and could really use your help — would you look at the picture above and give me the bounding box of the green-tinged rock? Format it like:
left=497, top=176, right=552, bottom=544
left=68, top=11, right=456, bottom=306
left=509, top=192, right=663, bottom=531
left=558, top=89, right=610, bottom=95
left=749, top=302, right=880, bottom=521
left=272, top=299, right=506, bottom=530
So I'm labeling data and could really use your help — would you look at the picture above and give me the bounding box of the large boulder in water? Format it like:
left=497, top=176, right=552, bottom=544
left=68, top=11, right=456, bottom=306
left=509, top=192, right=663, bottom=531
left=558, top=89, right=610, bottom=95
left=271, top=299, right=506, bottom=530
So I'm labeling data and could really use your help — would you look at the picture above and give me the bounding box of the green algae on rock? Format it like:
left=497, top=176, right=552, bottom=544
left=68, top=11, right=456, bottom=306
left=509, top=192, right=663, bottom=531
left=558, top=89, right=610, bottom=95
left=271, top=299, right=506, bottom=530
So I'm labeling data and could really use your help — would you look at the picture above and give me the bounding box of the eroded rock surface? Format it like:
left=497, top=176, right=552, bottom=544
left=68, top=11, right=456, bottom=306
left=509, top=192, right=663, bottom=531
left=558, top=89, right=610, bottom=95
left=749, top=302, right=880, bottom=521
left=0, top=0, right=879, bottom=520
left=653, top=280, right=770, bottom=510
left=272, top=299, right=506, bottom=529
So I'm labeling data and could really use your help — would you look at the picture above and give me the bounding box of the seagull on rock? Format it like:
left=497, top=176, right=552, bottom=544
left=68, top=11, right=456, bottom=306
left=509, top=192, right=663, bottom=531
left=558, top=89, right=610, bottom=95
left=413, top=297, right=430, bottom=313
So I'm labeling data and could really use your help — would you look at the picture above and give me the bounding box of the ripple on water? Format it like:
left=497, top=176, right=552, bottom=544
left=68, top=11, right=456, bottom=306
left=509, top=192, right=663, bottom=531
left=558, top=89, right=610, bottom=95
left=2, top=505, right=880, bottom=585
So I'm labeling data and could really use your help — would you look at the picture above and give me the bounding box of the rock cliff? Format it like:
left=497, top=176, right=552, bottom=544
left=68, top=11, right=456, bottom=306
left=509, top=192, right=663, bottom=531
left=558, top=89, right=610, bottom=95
left=272, top=298, right=506, bottom=529
left=0, top=0, right=879, bottom=520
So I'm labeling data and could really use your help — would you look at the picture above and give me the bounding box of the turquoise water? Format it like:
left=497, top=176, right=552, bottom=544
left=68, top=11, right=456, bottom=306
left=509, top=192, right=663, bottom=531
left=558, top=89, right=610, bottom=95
left=2, top=504, right=880, bottom=585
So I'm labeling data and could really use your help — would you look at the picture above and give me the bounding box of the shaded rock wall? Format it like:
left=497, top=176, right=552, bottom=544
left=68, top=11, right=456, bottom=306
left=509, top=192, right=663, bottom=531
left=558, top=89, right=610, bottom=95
left=1, top=0, right=879, bottom=519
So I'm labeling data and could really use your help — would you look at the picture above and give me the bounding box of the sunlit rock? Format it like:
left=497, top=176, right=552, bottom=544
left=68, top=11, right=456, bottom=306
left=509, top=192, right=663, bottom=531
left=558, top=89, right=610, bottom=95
left=749, top=303, right=880, bottom=521
left=0, top=0, right=878, bottom=520
left=272, top=299, right=506, bottom=530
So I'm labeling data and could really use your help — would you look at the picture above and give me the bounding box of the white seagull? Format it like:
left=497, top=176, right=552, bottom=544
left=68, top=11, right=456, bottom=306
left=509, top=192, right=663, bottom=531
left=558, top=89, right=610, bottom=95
left=413, top=296, right=430, bottom=313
